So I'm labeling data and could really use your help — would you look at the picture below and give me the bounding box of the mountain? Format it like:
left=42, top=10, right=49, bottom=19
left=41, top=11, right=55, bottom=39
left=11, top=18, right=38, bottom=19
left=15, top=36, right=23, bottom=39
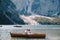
left=0, top=0, right=25, bottom=25
left=17, top=0, right=60, bottom=17
left=0, top=0, right=60, bottom=25
left=20, top=15, right=60, bottom=25
left=20, top=15, right=39, bottom=25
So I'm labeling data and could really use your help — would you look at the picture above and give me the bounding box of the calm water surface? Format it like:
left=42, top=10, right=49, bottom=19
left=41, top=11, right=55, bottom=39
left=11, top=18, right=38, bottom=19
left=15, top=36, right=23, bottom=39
left=0, top=25, right=60, bottom=40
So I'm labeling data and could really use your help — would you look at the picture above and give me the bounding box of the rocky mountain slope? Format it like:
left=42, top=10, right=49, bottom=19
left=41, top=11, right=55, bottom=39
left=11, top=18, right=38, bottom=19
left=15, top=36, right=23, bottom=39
left=0, top=0, right=60, bottom=25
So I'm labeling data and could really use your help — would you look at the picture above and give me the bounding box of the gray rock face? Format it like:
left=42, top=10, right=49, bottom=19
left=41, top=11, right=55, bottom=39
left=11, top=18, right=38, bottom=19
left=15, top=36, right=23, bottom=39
left=0, top=0, right=25, bottom=25
left=33, top=0, right=59, bottom=16
left=0, top=0, right=60, bottom=25
left=16, top=0, right=60, bottom=17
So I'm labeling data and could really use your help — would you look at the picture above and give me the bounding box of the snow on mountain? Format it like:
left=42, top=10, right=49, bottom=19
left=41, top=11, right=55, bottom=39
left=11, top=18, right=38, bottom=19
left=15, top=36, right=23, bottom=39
left=20, top=15, right=60, bottom=25
left=20, top=15, right=39, bottom=25
left=12, top=0, right=60, bottom=17
left=10, top=0, right=60, bottom=17
left=0, top=0, right=60, bottom=25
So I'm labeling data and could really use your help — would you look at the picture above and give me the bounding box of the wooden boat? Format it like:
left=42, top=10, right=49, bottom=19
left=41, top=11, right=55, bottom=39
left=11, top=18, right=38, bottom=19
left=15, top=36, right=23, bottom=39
left=14, top=26, right=22, bottom=27
left=10, top=33, right=46, bottom=38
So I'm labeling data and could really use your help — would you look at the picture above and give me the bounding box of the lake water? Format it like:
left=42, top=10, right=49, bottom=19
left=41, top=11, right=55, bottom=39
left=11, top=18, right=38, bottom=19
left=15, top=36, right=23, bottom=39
left=0, top=25, right=60, bottom=40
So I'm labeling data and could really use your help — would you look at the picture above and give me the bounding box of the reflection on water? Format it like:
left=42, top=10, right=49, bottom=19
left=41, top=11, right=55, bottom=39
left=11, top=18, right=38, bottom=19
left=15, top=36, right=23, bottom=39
left=11, top=37, right=45, bottom=40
